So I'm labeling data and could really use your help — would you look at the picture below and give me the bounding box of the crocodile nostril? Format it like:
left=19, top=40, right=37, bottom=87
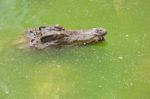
left=96, top=28, right=107, bottom=36
left=102, top=30, right=107, bottom=36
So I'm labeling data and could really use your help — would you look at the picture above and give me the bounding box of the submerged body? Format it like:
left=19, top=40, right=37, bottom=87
left=27, top=25, right=107, bottom=49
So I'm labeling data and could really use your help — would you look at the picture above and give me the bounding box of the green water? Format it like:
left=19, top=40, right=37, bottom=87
left=0, top=0, right=150, bottom=99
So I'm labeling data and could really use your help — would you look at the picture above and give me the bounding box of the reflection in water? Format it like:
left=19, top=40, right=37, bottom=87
left=0, top=82, right=9, bottom=95
left=30, top=64, right=78, bottom=99
left=113, top=0, right=129, bottom=24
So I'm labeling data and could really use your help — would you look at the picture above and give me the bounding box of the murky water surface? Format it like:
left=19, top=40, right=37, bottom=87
left=0, top=0, right=150, bottom=99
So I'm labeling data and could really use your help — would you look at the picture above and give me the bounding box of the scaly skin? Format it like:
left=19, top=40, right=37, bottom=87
left=26, top=25, right=107, bottom=49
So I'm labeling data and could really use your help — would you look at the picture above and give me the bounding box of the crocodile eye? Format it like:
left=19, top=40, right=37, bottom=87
left=40, top=35, right=56, bottom=43
left=54, top=26, right=65, bottom=31
left=29, top=30, right=33, bottom=33
left=39, top=26, right=46, bottom=30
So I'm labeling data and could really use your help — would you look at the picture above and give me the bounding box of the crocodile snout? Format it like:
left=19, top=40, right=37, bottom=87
left=95, top=28, right=107, bottom=36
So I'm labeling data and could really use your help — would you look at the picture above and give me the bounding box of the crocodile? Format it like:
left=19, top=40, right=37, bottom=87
left=26, top=25, right=107, bottom=49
